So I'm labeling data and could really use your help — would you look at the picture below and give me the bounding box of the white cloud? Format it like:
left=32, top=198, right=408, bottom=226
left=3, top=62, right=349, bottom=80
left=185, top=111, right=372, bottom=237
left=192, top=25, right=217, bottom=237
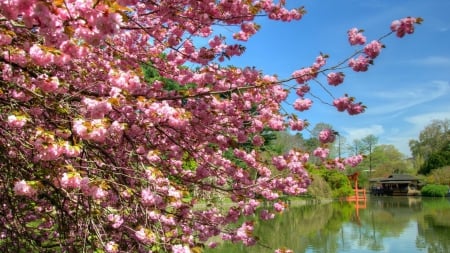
left=405, top=111, right=450, bottom=132
left=409, top=56, right=450, bottom=67
left=383, top=136, right=412, bottom=156
left=368, top=80, right=449, bottom=115
left=338, top=111, right=450, bottom=157
left=382, top=111, right=450, bottom=156
left=343, top=124, right=384, bottom=142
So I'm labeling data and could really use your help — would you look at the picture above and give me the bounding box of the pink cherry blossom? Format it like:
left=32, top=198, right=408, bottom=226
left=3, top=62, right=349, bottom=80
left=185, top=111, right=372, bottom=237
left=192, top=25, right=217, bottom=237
left=313, top=54, right=327, bottom=69
left=29, top=44, right=53, bottom=66
left=295, top=84, right=310, bottom=97
left=364, top=40, right=383, bottom=59
left=60, top=173, right=82, bottom=189
left=273, top=202, right=286, bottom=212
left=135, top=228, right=155, bottom=244
left=172, top=244, right=192, bottom=253
left=13, top=180, right=37, bottom=197
left=292, top=67, right=316, bottom=84
left=347, top=28, right=366, bottom=45
left=318, top=128, right=336, bottom=143
left=259, top=209, right=275, bottom=220
left=90, top=186, right=108, bottom=199
left=272, top=156, right=288, bottom=171
left=141, top=188, right=164, bottom=207
left=327, top=72, right=345, bottom=86
left=344, top=154, right=364, bottom=167
left=0, top=33, right=12, bottom=46
left=289, top=119, right=306, bottom=131
left=234, top=221, right=256, bottom=246
left=391, top=17, right=421, bottom=38
left=107, top=214, right=124, bottom=229
left=333, top=96, right=352, bottom=112
left=252, top=135, right=264, bottom=146
left=7, top=115, right=27, bottom=128
left=313, top=147, right=329, bottom=159
left=349, top=55, right=371, bottom=72
left=293, top=98, right=313, bottom=111
left=105, top=241, right=119, bottom=253
left=347, top=102, right=366, bottom=115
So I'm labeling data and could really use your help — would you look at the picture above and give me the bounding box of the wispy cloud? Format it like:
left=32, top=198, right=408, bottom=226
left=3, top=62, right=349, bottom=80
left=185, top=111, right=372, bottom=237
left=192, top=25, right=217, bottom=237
left=343, top=124, right=384, bottom=141
left=405, top=111, right=450, bottom=132
left=384, top=111, right=450, bottom=156
left=409, top=56, right=450, bottom=67
left=367, top=80, right=449, bottom=114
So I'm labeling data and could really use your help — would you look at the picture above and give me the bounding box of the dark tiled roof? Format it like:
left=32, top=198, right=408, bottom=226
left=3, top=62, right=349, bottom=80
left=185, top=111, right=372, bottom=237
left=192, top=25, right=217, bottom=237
left=369, top=174, right=419, bottom=182
left=385, top=174, right=418, bottom=181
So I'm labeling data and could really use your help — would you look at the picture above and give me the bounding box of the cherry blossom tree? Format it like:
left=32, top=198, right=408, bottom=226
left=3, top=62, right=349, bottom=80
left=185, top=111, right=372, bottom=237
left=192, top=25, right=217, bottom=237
left=0, top=0, right=421, bottom=252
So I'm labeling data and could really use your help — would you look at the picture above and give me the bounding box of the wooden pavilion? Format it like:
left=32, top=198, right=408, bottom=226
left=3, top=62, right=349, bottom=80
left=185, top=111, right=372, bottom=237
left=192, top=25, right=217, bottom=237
left=369, top=174, right=423, bottom=196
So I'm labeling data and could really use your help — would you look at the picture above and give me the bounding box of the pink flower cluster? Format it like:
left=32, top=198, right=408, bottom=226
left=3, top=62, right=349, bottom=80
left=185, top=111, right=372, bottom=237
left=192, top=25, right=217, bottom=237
left=13, top=180, right=37, bottom=197
left=29, top=44, right=71, bottom=67
left=318, top=128, right=336, bottom=143
left=172, top=244, right=192, bottom=253
left=289, top=118, right=306, bottom=131
left=313, top=147, right=329, bottom=159
left=32, top=130, right=81, bottom=161
left=348, top=55, right=371, bottom=72
left=107, top=214, right=124, bottom=229
left=233, top=221, right=256, bottom=246
left=327, top=72, right=345, bottom=86
left=295, top=84, right=310, bottom=97
left=347, top=29, right=384, bottom=72
left=347, top=28, right=366, bottom=45
left=7, top=115, right=27, bottom=128
left=82, top=98, right=113, bottom=119
left=344, top=154, right=364, bottom=167
left=105, top=241, right=119, bottom=253
left=333, top=95, right=366, bottom=115
left=292, top=54, right=327, bottom=84
left=293, top=98, right=313, bottom=111
left=364, top=40, right=383, bottom=59
left=233, top=22, right=259, bottom=41
left=135, top=227, right=156, bottom=244
left=141, top=188, right=165, bottom=208
left=72, top=119, right=109, bottom=143
left=60, top=172, right=82, bottom=189
left=391, top=17, right=422, bottom=38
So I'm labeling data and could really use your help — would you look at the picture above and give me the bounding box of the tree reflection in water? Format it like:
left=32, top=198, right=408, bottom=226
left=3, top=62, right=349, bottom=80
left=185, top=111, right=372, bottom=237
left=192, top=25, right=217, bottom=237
left=206, top=197, right=450, bottom=253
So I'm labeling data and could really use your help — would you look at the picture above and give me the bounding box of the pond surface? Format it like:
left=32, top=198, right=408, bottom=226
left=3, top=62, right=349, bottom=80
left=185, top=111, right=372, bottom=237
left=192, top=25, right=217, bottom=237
left=206, top=197, right=450, bottom=253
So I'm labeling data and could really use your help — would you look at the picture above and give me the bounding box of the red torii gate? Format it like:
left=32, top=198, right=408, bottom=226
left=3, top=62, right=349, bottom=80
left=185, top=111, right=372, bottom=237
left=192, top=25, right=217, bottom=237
left=346, top=171, right=366, bottom=201
left=346, top=172, right=367, bottom=225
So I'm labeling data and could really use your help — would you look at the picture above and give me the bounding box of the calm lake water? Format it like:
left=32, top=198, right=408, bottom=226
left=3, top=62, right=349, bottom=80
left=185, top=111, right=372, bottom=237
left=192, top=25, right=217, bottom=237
left=206, top=197, right=450, bottom=253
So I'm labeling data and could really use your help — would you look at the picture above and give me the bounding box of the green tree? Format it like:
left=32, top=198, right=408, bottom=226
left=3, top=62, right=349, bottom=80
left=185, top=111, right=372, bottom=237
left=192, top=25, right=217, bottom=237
left=418, top=139, right=450, bottom=175
left=330, top=132, right=347, bottom=159
left=355, top=145, right=410, bottom=178
left=360, top=135, right=378, bottom=176
left=309, top=167, right=353, bottom=198
left=347, top=139, right=363, bottom=156
left=409, top=119, right=450, bottom=170
left=269, top=131, right=306, bottom=155
left=427, top=166, right=450, bottom=185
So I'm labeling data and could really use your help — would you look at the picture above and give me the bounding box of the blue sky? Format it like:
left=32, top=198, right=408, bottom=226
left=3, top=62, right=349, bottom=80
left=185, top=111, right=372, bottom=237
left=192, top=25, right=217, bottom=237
left=218, top=0, right=450, bottom=157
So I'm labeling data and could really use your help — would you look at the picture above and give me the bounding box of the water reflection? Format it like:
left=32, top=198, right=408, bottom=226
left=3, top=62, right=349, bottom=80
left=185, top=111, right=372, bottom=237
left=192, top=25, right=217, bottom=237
left=206, top=197, right=450, bottom=253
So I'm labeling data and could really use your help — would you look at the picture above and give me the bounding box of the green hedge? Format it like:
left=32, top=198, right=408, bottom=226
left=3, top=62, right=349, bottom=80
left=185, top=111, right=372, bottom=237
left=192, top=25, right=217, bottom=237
left=421, top=184, right=449, bottom=197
